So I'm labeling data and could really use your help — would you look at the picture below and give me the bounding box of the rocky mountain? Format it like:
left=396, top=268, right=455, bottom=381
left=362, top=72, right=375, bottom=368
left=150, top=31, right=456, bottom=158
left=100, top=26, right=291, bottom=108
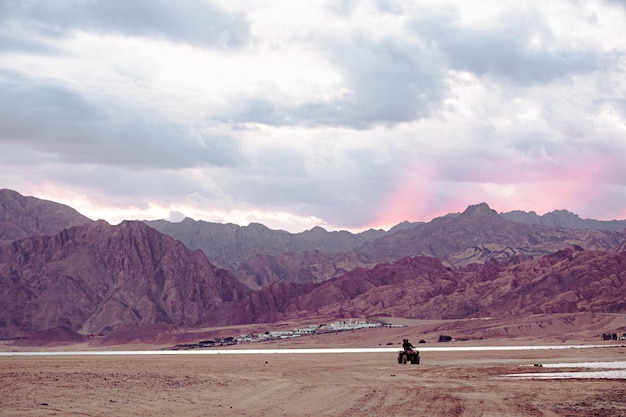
left=0, top=220, right=251, bottom=339
left=143, top=203, right=626, bottom=289
left=0, top=189, right=92, bottom=244
left=354, top=203, right=626, bottom=266
left=501, top=209, right=626, bottom=231
left=233, top=250, right=371, bottom=288
left=144, top=217, right=420, bottom=270
left=1, top=189, right=625, bottom=343
left=232, top=203, right=626, bottom=287
left=2, top=220, right=625, bottom=341
left=245, top=246, right=626, bottom=323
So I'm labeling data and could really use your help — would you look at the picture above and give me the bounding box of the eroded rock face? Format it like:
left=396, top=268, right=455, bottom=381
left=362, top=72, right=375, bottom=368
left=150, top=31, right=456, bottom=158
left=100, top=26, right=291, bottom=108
left=1, top=216, right=625, bottom=340
left=233, top=250, right=372, bottom=288
left=144, top=218, right=399, bottom=270
left=268, top=247, right=626, bottom=321
left=355, top=203, right=626, bottom=266
left=1, top=192, right=625, bottom=342
left=0, top=220, right=251, bottom=338
left=230, top=203, right=626, bottom=287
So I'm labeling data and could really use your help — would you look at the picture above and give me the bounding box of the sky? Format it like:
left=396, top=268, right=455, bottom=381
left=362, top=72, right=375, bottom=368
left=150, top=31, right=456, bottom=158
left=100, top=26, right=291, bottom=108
left=1, top=0, right=626, bottom=232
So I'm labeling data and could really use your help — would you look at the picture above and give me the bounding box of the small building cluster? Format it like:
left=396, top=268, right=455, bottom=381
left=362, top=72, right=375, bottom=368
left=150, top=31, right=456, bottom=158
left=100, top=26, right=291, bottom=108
left=601, top=332, right=626, bottom=341
left=171, top=319, right=383, bottom=350
left=324, top=319, right=381, bottom=332
left=173, top=336, right=237, bottom=350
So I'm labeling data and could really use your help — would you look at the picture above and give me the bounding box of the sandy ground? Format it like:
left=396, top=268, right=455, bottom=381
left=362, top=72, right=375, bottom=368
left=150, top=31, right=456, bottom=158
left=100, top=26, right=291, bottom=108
left=1, top=346, right=626, bottom=417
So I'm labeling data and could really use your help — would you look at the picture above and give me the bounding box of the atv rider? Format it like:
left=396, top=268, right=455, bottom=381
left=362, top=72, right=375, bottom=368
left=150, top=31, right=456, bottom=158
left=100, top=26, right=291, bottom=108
left=398, top=338, right=420, bottom=364
left=402, top=339, right=414, bottom=352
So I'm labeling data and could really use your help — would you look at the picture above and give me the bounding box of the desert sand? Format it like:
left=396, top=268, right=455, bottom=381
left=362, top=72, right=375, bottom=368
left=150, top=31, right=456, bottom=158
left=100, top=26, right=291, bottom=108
left=2, top=314, right=626, bottom=416
left=1, top=344, right=625, bottom=417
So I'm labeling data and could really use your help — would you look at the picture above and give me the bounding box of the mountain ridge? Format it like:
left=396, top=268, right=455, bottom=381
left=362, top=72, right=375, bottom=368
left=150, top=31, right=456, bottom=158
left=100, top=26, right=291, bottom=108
left=0, top=188, right=92, bottom=244
left=143, top=217, right=420, bottom=270
left=146, top=203, right=626, bottom=287
left=1, top=189, right=625, bottom=344
left=0, top=219, right=252, bottom=338
left=501, top=208, right=626, bottom=231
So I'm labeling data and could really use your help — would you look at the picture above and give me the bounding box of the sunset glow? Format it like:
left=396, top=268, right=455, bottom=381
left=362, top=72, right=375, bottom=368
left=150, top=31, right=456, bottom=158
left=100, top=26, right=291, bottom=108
left=1, top=1, right=625, bottom=232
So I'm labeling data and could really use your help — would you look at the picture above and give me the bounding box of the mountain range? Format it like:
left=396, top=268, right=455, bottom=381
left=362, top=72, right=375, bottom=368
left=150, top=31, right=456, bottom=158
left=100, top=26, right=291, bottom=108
left=146, top=204, right=626, bottom=288
left=1, top=189, right=625, bottom=343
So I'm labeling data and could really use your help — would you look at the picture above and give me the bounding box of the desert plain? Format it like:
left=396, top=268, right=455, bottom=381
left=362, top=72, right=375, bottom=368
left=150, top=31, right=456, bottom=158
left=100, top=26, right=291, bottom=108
left=1, top=315, right=626, bottom=417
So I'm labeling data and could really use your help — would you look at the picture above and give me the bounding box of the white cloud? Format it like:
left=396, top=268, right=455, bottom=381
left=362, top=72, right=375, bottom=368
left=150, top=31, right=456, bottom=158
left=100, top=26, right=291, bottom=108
left=1, top=0, right=625, bottom=231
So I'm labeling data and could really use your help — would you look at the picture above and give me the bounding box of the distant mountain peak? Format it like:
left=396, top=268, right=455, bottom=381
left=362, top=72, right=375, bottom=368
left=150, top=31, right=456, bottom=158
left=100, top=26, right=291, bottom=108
left=545, top=209, right=580, bottom=218
left=460, top=203, right=498, bottom=217
left=0, top=189, right=92, bottom=243
left=501, top=208, right=626, bottom=231
left=302, top=226, right=328, bottom=236
left=246, top=222, right=272, bottom=231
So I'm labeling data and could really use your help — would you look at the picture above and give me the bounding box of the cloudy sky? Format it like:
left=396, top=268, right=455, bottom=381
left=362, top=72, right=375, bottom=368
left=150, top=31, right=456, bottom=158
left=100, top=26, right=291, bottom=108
left=1, top=0, right=625, bottom=232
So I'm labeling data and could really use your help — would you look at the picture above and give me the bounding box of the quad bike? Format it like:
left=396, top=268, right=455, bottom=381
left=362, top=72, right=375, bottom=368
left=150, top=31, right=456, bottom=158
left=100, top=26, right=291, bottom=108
left=398, top=348, right=420, bottom=364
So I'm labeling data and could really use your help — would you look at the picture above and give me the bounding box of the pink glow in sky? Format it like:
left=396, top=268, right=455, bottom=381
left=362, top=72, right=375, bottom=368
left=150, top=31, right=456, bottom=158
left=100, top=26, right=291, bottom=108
left=1, top=1, right=625, bottom=232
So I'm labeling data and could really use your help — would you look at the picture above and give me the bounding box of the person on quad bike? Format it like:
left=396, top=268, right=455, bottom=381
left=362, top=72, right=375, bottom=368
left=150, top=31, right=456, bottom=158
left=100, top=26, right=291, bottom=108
left=402, top=339, right=414, bottom=351
left=398, top=339, right=420, bottom=364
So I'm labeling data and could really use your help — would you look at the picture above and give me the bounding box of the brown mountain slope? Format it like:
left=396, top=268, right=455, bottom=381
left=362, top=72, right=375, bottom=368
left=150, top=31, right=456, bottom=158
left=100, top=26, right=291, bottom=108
left=233, top=203, right=626, bottom=287
left=233, top=250, right=372, bottom=288
left=1, top=192, right=625, bottom=344
left=0, top=220, right=251, bottom=338
left=356, top=203, right=626, bottom=266
left=1, top=219, right=624, bottom=342
left=0, top=189, right=92, bottom=243
left=144, top=218, right=416, bottom=270
left=145, top=206, right=626, bottom=279
left=265, top=246, right=626, bottom=322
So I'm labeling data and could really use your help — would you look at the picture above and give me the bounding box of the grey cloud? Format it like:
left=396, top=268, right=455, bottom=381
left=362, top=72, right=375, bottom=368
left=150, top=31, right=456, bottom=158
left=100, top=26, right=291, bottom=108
left=227, top=144, right=400, bottom=228
left=510, top=132, right=564, bottom=159
left=325, top=36, right=445, bottom=126
left=0, top=71, right=245, bottom=170
left=223, top=35, right=447, bottom=129
left=232, top=173, right=385, bottom=228
left=0, top=79, right=99, bottom=140
left=604, top=0, right=626, bottom=9
left=595, top=98, right=626, bottom=118
left=0, top=32, right=59, bottom=54
left=307, top=175, right=394, bottom=228
left=222, top=3, right=618, bottom=130
left=412, top=11, right=615, bottom=85
left=332, top=0, right=358, bottom=17
left=332, top=0, right=404, bottom=17
left=200, top=135, right=245, bottom=168
left=232, top=99, right=286, bottom=126
left=50, top=165, right=217, bottom=205
left=346, top=147, right=400, bottom=184
left=1, top=0, right=249, bottom=49
left=1, top=160, right=223, bottom=215
left=373, top=0, right=405, bottom=15
left=251, top=146, right=308, bottom=178
left=86, top=121, right=243, bottom=169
